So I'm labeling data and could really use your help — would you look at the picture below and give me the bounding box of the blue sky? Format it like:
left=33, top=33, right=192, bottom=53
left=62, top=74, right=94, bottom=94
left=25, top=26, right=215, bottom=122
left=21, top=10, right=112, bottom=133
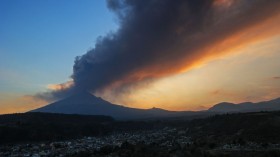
left=0, top=0, right=118, bottom=95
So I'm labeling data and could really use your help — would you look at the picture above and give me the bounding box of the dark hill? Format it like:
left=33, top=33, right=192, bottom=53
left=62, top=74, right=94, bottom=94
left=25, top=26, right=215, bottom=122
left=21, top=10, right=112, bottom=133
left=208, top=97, right=280, bottom=113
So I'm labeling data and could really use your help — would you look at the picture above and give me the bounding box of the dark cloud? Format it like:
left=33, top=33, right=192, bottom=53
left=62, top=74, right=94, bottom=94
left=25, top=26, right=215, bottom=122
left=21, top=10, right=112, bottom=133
left=39, top=0, right=280, bottom=101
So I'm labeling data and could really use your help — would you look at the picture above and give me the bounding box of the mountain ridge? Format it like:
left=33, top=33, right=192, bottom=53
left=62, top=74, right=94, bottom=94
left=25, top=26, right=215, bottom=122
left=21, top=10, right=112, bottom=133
left=31, top=91, right=280, bottom=119
left=31, top=91, right=199, bottom=119
left=208, top=97, right=280, bottom=112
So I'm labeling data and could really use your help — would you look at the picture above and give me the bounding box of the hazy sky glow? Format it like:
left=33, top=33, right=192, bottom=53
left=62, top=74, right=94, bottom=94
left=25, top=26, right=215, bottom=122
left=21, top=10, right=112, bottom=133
left=0, top=0, right=280, bottom=114
left=111, top=36, right=280, bottom=110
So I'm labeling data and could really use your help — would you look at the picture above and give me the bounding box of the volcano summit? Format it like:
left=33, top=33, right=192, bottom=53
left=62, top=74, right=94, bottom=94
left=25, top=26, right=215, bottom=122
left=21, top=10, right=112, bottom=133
left=31, top=91, right=197, bottom=119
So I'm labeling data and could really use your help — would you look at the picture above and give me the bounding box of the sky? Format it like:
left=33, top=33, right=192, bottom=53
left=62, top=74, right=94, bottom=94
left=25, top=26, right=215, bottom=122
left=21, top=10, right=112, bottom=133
left=0, top=0, right=118, bottom=113
left=1, top=0, right=280, bottom=114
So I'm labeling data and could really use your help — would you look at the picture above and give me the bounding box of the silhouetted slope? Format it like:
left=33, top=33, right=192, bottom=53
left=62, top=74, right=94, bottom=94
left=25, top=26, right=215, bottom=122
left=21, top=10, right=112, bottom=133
left=31, top=91, right=198, bottom=119
left=208, top=97, right=280, bottom=113
left=31, top=91, right=280, bottom=118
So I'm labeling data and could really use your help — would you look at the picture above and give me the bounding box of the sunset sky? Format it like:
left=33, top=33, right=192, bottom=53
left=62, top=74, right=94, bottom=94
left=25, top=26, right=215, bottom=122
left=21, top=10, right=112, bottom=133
left=1, top=0, right=280, bottom=114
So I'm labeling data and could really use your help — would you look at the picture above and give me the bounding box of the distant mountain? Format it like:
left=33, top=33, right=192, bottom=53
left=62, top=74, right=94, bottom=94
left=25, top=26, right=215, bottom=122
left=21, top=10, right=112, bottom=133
left=31, top=91, right=280, bottom=118
left=208, top=97, right=280, bottom=113
left=30, top=91, right=198, bottom=119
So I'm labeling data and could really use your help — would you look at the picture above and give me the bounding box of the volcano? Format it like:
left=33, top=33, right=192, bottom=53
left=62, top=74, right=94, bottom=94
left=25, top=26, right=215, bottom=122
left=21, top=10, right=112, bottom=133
left=31, top=91, right=196, bottom=119
left=208, top=97, right=280, bottom=113
left=30, top=92, right=280, bottom=119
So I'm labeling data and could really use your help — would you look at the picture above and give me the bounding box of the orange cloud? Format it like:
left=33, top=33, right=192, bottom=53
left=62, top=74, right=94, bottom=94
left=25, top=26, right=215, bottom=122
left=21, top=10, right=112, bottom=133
left=47, top=80, right=74, bottom=91
left=99, top=12, right=280, bottom=97
left=38, top=0, right=280, bottom=106
left=99, top=34, right=280, bottom=111
left=213, top=0, right=234, bottom=8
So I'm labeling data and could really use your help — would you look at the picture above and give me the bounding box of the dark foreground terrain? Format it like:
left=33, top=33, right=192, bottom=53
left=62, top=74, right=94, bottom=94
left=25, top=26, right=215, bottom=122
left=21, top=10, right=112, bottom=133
left=1, top=111, right=280, bottom=156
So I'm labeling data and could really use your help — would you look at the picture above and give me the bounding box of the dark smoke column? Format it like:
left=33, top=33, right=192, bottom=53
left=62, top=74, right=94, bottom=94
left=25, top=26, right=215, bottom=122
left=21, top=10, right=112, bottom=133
left=41, top=0, right=280, bottom=101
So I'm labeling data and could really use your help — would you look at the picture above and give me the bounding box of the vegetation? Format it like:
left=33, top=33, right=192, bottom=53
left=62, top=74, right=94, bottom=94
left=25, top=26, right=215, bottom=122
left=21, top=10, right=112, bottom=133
left=73, top=142, right=280, bottom=157
left=187, top=111, right=280, bottom=144
left=0, top=112, right=114, bottom=144
left=1, top=111, right=280, bottom=156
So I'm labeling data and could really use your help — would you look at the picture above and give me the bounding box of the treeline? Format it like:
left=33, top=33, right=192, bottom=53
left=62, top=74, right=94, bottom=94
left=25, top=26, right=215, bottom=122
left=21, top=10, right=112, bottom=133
left=74, top=142, right=280, bottom=157
left=186, top=111, right=280, bottom=144
left=0, top=112, right=114, bottom=144
left=0, top=112, right=165, bottom=145
left=1, top=111, right=280, bottom=145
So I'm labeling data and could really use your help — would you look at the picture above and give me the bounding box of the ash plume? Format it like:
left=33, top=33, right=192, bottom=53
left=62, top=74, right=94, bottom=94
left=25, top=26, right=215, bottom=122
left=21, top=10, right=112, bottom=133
left=39, top=0, right=280, bottom=101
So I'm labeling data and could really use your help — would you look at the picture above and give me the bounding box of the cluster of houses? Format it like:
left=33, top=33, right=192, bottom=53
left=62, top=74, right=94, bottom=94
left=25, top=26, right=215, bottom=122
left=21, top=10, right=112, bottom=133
left=0, top=127, right=191, bottom=157
left=1, top=127, right=280, bottom=157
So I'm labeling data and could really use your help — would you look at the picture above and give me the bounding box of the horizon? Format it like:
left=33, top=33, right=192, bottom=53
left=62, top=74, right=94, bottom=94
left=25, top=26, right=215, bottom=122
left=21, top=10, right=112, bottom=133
left=1, top=0, right=280, bottom=114
left=3, top=89, right=280, bottom=115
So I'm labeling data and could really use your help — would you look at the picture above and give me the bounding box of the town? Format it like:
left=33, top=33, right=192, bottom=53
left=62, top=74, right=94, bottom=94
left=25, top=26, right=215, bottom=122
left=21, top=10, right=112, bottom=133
left=1, top=127, right=280, bottom=157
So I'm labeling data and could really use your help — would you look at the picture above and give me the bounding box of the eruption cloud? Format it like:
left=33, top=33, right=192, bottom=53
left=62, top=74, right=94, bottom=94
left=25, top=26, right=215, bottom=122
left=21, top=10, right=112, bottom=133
left=39, top=0, right=280, bottom=101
